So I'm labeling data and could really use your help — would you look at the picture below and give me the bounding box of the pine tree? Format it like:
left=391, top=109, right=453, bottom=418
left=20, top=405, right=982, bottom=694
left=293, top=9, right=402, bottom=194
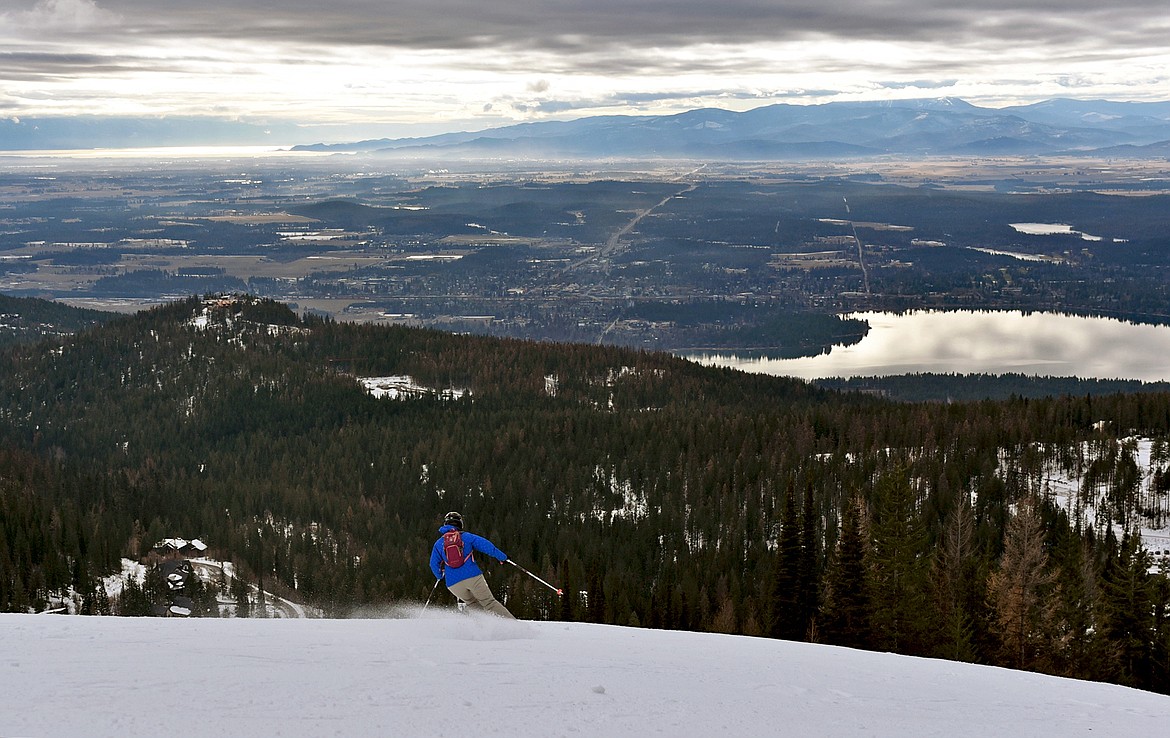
left=232, top=573, right=251, bottom=618
left=869, top=467, right=930, bottom=655
left=1102, top=532, right=1156, bottom=688
left=821, top=496, right=872, bottom=650
left=586, top=569, right=606, bottom=624
left=931, top=497, right=978, bottom=662
left=1048, top=531, right=1117, bottom=681
left=116, top=574, right=151, bottom=616
left=557, top=560, right=575, bottom=622
left=94, top=579, right=112, bottom=616
left=1149, top=568, right=1170, bottom=693
left=769, top=484, right=803, bottom=640
left=796, top=484, right=822, bottom=640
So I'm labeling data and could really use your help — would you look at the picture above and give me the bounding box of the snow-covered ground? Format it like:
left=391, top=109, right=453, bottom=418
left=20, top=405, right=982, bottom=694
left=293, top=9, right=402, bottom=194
left=3, top=612, right=1168, bottom=737
left=1037, top=438, right=1170, bottom=562
left=360, top=375, right=467, bottom=400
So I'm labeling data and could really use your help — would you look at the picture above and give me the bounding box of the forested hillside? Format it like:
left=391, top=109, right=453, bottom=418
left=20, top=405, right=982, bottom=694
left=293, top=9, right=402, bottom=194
left=0, top=294, right=113, bottom=347
left=2, top=295, right=1170, bottom=693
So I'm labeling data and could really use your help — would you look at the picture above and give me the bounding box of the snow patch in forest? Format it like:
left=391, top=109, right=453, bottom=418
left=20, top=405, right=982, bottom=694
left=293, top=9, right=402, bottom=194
left=1017, top=437, right=1170, bottom=562
left=360, top=376, right=468, bottom=401
left=106, top=558, right=146, bottom=594
left=186, top=296, right=306, bottom=337
left=592, top=466, right=650, bottom=522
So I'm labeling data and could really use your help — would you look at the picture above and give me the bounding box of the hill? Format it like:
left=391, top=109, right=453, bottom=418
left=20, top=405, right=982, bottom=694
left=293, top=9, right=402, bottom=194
left=3, top=613, right=1169, bottom=737
left=3, top=294, right=1170, bottom=695
left=0, top=294, right=114, bottom=347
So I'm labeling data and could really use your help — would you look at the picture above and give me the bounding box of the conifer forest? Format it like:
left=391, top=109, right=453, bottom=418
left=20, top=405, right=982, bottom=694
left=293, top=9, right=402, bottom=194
left=3, top=295, right=1170, bottom=693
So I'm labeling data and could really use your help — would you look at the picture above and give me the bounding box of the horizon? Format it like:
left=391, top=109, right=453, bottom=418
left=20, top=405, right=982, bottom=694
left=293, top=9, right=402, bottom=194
left=4, top=94, right=1170, bottom=154
left=3, top=0, right=1170, bottom=148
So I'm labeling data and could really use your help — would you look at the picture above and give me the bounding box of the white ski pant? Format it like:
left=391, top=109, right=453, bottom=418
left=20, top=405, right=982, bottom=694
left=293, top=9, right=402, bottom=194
left=447, top=574, right=515, bottom=618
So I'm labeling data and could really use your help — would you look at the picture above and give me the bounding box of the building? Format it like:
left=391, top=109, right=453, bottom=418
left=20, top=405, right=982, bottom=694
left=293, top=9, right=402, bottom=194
left=152, top=538, right=208, bottom=558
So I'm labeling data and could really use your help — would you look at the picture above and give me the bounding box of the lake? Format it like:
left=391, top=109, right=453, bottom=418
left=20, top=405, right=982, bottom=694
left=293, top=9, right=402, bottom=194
left=687, top=310, right=1170, bottom=382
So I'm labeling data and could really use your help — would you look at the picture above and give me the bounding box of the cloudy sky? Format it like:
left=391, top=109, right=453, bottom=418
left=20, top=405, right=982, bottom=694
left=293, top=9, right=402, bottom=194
left=3, top=0, right=1170, bottom=142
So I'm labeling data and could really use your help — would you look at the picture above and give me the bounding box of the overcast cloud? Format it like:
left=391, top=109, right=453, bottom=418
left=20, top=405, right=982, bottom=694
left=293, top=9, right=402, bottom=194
left=9, top=0, right=1167, bottom=50
left=2, top=0, right=1169, bottom=141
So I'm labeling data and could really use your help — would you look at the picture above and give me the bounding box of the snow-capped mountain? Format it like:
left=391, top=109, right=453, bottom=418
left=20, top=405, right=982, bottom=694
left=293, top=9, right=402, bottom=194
left=293, top=98, right=1170, bottom=159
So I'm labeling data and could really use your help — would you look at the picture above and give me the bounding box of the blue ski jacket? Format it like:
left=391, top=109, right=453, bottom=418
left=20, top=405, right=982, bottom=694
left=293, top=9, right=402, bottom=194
left=430, top=525, right=509, bottom=585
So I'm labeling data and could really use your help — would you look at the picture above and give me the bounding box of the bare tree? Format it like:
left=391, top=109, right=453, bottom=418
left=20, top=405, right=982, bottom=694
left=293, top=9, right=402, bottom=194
left=988, top=497, right=1059, bottom=670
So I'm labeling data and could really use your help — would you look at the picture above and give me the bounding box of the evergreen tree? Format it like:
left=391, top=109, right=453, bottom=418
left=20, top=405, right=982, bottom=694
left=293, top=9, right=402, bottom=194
left=586, top=569, right=606, bottom=624
left=557, top=560, right=575, bottom=622
left=116, top=574, right=152, bottom=617
left=769, top=484, right=803, bottom=640
left=931, top=497, right=978, bottom=662
left=1048, top=532, right=1117, bottom=681
left=821, top=496, right=872, bottom=650
left=1150, top=568, right=1170, bottom=693
left=1102, top=533, right=1156, bottom=688
left=796, top=484, right=822, bottom=639
left=93, top=578, right=112, bottom=616
left=869, top=467, right=931, bottom=655
left=232, top=574, right=251, bottom=618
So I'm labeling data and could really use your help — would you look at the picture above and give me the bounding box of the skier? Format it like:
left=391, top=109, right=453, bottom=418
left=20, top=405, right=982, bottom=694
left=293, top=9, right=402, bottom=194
left=429, top=511, right=515, bottom=618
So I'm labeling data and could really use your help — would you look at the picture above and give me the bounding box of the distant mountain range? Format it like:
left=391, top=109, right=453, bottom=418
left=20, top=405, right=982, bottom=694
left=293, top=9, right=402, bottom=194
left=5, top=98, right=1169, bottom=157
left=293, top=97, right=1170, bottom=160
left=0, top=116, right=304, bottom=151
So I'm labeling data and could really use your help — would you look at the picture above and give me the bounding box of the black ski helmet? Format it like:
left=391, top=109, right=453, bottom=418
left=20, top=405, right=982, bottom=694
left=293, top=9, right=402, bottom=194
left=444, top=511, right=464, bottom=530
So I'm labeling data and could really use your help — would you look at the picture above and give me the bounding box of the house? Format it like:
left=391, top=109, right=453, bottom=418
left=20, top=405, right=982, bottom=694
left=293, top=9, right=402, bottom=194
left=152, top=538, right=209, bottom=558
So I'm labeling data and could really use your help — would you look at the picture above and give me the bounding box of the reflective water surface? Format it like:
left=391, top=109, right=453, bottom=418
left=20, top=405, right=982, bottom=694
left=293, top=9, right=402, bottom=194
left=688, top=310, right=1170, bottom=381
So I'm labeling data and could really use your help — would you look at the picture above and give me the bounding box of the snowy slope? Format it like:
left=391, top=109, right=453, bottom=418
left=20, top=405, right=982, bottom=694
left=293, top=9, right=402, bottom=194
left=3, top=612, right=1169, bottom=737
left=1032, top=438, right=1170, bottom=561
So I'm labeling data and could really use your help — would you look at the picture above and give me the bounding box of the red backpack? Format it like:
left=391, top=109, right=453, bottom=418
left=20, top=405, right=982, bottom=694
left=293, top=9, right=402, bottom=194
left=442, top=530, right=471, bottom=568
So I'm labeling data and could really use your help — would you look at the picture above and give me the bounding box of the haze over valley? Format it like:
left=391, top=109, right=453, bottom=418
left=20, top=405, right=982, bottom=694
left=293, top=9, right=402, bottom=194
left=4, top=126, right=1170, bottom=396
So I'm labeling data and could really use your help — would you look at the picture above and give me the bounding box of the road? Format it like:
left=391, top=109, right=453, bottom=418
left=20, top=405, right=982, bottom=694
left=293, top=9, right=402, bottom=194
left=192, top=558, right=313, bottom=618
left=562, top=165, right=705, bottom=278
left=843, top=197, right=872, bottom=295
left=575, top=173, right=703, bottom=343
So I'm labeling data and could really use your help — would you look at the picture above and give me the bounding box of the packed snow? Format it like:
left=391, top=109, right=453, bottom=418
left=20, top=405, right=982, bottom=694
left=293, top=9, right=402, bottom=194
left=3, top=611, right=1169, bottom=737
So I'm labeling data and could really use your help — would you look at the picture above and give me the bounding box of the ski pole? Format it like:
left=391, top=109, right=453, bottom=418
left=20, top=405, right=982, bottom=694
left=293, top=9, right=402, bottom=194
left=505, top=559, right=563, bottom=596
left=422, top=577, right=442, bottom=611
